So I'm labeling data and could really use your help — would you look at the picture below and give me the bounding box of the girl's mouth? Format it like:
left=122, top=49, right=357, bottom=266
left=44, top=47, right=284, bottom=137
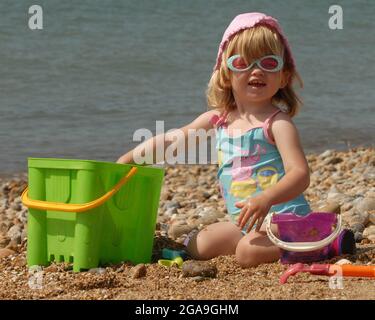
left=248, top=80, right=266, bottom=88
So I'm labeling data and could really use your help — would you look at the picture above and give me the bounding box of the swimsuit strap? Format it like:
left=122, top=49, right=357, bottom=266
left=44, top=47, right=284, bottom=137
left=210, top=110, right=229, bottom=128
left=210, top=108, right=282, bottom=142
left=262, top=109, right=282, bottom=145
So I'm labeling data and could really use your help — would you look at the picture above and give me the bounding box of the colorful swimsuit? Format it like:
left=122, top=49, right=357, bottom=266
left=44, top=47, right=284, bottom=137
left=211, top=109, right=311, bottom=231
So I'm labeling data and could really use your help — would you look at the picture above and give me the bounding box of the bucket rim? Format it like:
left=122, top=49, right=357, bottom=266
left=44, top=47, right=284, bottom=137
left=27, top=157, right=165, bottom=173
left=271, top=211, right=337, bottom=224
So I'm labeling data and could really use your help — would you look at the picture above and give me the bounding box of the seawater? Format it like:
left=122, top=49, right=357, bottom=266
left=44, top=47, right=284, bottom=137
left=0, top=0, right=374, bottom=173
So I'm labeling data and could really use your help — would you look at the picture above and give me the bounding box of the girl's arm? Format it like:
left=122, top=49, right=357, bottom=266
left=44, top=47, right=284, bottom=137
left=261, top=112, right=310, bottom=205
left=116, top=110, right=220, bottom=164
left=236, top=112, right=310, bottom=232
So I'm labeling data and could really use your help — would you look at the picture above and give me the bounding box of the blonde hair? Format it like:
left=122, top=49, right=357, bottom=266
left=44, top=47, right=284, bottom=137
left=206, top=25, right=303, bottom=117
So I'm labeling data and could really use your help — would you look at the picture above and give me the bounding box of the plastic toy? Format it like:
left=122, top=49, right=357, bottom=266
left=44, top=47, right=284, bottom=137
left=21, top=158, right=165, bottom=272
left=280, top=263, right=375, bottom=284
left=162, top=248, right=187, bottom=260
left=158, top=256, right=184, bottom=268
left=265, top=211, right=342, bottom=263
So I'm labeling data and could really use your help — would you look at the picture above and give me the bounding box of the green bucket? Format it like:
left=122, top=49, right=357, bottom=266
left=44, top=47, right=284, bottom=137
left=21, top=158, right=165, bottom=272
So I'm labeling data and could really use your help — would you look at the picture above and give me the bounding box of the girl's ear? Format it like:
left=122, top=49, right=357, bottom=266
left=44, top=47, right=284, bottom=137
left=280, top=70, right=291, bottom=88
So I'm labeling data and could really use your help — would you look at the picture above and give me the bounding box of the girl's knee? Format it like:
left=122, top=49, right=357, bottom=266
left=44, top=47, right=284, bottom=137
left=187, top=240, right=213, bottom=261
left=235, top=235, right=280, bottom=268
left=186, top=222, right=243, bottom=260
left=235, top=242, right=261, bottom=268
left=185, top=228, right=218, bottom=260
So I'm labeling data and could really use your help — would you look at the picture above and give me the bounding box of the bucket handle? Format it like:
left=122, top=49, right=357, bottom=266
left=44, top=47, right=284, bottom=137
left=265, top=212, right=343, bottom=252
left=21, top=167, right=138, bottom=213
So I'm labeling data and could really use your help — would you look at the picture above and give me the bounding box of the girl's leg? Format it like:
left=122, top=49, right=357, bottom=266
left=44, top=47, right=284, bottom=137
left=235, top=224, right=281, bottom=268
left=186, top=222, right=244, bottom=260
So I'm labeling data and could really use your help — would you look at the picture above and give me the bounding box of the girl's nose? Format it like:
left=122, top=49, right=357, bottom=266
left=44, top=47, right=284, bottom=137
left=249, top=66, right=264, bottom=75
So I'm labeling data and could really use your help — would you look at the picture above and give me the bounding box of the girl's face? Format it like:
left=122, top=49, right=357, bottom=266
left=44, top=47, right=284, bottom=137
left=224, top=27, right=289, bottom=108
left=230, top=57, right=287, bottom=107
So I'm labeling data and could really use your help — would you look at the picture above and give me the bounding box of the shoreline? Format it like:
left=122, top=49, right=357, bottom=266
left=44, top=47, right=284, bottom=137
left=1, top=143, right=374, bottom=178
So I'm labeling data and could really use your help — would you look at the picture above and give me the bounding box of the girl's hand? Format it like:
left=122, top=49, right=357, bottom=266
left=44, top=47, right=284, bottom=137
left=235, top=194, right=272, bottom=233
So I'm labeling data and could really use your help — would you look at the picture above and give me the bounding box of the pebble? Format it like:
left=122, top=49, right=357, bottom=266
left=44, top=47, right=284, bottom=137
left=346, top=210, right=369, bottom=227
left=88, top=268, right=106, bottom=275
left=165, top=207, right=178, bottom=216
left=164, top=201, right=182, bottom=210
left=131, top=264, right=147, bottom=279
left=327, top=190, right=353, bottom=206
left=10, top=202, right=22, bottom=212
left=0, top=222, right=9, bottom=234
left=186, top=214, right=200, bottom=227
left=318, top=201, right=341, bottom=214
left=182, top=260, right=218, bottom=278
left=0, top=236, right=11, bottom=249
left=322, top=156, right=343, bottom=166
left=6, top=225, right=22, bottom=243
left=341, top=202, right=353, bottom=212
left=0, top=248, right=15, bottom=259
left=363, top=225, right=375, bottom=238
left=13, top=256, right=26, bottom=267
left=203, top=192, right=212, bottom=199
left=350, top=223, right=365, bottom=234
left=21, top=228, right=27, bottom=241
left=196, top=210, right=219, bottom=225
left=354, top=197, right=375, bottom=213
left=320, top=150, right=333, bottom=159
left=354, top=232, right=363, bottom=243
left=44, top=265, right=59, bottom=273
left=335, top=259, right=352, bottom=265
left=168, top=223, right=195, bottom=240
left=6, top=239, right=19, bottom=251
left=16, top=210, right=27, bottom=224
left=368, top=211, right=375, bottom=225
left=190, top=276, right=211, bottom=282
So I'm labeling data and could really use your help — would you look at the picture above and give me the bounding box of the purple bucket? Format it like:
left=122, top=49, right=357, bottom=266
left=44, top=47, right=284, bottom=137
left=271, top=212, right=338, bottom=264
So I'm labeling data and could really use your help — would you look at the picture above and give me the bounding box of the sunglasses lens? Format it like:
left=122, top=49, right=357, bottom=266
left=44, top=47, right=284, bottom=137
left=231, top=56, right=248, bottom=70
left=259, top=57, right=279, bottom=70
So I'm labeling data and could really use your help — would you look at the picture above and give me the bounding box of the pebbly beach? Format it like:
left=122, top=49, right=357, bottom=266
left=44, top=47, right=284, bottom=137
left=0, top=146, right=374, bottom=300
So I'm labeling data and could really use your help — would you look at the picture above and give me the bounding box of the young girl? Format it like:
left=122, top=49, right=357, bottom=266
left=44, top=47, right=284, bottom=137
left=117, top=12, right=354, bottom=267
